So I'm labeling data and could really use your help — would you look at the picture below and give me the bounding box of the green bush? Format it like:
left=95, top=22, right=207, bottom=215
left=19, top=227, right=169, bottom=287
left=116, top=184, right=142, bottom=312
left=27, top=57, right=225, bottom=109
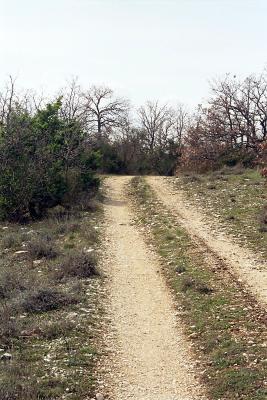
left=0, top=98, right=100, bottom=221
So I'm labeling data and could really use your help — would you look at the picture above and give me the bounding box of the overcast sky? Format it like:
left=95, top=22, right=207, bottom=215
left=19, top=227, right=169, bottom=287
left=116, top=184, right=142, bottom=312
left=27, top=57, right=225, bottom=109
left=1, top=0, right=267, bottom=108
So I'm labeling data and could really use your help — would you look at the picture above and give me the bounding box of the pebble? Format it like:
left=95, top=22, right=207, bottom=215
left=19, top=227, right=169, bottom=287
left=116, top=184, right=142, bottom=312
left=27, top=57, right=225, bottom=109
left=0, top=352, right=12, bottom=361
left=96, top=394, right=104, bottom=400
left=33, top=259, right=42, bottom=265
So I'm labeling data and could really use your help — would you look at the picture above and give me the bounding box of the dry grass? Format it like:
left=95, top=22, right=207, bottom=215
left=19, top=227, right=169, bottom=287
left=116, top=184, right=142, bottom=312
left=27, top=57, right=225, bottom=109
left=55, top=251, right=98, bottom=280
left=0, top=195, right=104, bottom=399
left=21, top=287, right=78, bottom=313
left=174, top=168, right=267, bottom=259
left=27, top=235, right=58, bottom=259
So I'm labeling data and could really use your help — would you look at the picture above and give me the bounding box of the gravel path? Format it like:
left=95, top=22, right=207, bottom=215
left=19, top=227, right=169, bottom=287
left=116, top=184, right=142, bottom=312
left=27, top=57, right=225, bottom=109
left=101, top=176, right=206, bottom=400
left=147, top=176, right=267, bottom=307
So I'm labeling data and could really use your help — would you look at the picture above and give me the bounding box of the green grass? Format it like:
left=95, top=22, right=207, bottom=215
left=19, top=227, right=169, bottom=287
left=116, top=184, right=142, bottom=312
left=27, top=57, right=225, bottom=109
left=171, top=168, right=267, bottom=259
left=128, top=176, right=267, bottom=400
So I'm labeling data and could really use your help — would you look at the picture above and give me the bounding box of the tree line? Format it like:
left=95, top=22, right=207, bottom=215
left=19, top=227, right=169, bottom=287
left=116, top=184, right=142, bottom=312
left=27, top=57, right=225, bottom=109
left=1, top=71, right=266, bottom=220
left=182, top=72, right=267, bottom=173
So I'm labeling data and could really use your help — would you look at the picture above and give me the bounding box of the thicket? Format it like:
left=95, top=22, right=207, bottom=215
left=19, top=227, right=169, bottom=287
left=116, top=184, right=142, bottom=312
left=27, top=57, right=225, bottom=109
left=0, top=80, right=100, bottom=222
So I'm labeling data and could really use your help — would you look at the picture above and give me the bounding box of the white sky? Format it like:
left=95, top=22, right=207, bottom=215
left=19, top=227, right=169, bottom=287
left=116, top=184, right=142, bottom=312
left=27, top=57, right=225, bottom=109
left=1, top=0, right=267, bottom=108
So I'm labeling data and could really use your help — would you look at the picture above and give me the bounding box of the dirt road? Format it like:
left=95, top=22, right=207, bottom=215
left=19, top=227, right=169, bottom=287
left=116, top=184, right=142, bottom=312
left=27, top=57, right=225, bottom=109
left=147, top=176, right=267, bottom=307
left=102, top=176, right=206, bottom=400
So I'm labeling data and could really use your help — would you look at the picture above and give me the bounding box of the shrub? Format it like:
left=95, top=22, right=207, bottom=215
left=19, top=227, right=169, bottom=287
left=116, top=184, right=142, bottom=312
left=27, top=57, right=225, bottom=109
left=181, top=277, right=195, bottom=292
left=55, top=221, right=80, bottom=235
left=182, top=175, right=202, bottom=184
left=207, top=184, right=217, bottom=190
left=259, top=205, right=267, bottom=232
left=21, top=287, right=76, bottom=313
left=81, top=227, right=98, bottom=244
left=27, top=236, right=57, bottom=259
left=175, top=265, right=186, bottom=274
left=55, top=251, right=98, bottom=280
left=181, top=277, right=213, bottom=294
left=0, top=306, right=21, bottom=344
left=0, top=267, right=29, bottom=299
left=42, top=320, right=74, bottom=340
left=1, top=233, right=22, bottom=249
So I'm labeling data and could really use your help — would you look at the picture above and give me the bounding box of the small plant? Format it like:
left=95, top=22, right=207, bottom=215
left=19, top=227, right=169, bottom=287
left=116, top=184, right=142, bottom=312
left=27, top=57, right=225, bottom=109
left=0, top=306, right=21, bottom=344
left=55, top=221, right=80, bottom=235
left=42, top=320, right=74, bottom=340
left=258, top=205, right=267, bottom=233
left=180, top=276, right=213, bottom=294
left=181, top=277, right=195, bottom=292
left=259, top=205, right=267, bottom=224
left=27, top=236, right=57, bottom=259
left=183, top=175, right=202, bottom=184
left=226, top=215, right=236, bottom=221
left=175, top=265, right=186, bottom=274
left=0, top=267, right=29, bottom=299
left=207, top=184, right=217, bottom=190
left=55, top=251, right=98, bottom=280
left=21, top=287, right=76, bottom=313
left=1, top=233, right=22, bottom=249
left=82, top=228, right=98, bottom=244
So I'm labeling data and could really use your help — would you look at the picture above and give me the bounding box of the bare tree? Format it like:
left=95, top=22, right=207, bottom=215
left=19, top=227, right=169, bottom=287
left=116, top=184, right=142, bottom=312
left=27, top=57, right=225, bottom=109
left=137, top=101, right=173, bottom=151
left=210, top=73, right=267, bottom=150
left=83, top=85, right=129, bottom=136
left=0, top=76, right=17, bottom=131
left=59, top=78, right=87, bottom=127
left=137, top=101, right=187, bottom=152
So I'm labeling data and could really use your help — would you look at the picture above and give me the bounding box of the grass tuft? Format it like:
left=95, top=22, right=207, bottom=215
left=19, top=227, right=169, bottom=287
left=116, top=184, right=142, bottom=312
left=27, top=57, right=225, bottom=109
left=21, top=287, right=77, bottom=313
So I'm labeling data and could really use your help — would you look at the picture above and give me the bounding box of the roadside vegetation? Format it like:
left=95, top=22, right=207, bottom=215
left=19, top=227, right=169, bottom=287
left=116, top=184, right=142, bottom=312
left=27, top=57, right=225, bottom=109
left=0, top=196, right=104, bottom=399
left=128, top=177, right=267, bottom=400
left=171, top=167, right=267, bottom=259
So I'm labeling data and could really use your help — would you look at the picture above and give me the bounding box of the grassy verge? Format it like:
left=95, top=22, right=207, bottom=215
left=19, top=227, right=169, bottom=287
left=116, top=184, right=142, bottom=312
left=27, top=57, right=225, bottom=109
left=170, top=167, right=267, bottom=259
left=0, top=193, right=105, bottom=399
left=128, top=177, right=267, bottom=400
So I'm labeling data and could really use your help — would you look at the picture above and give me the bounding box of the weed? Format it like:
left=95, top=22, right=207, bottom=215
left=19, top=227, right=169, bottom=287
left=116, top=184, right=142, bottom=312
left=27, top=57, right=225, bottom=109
left=21, top=287, right=77, bottom=313
left=175, top=265, right=186, bottom=274
left=183, top=175, right=202, bottom=184
left=82, top=228, right=98, bottom=244
left=55, top=251, right=98, bottom=280
left=27, top=236, right=57, bottom=259
left=1, top=233, right=22, bottom=249
left=54, top=220, right=80, bottom=235
left=0, top=306, right=21, bottom=344
left=42, top=320, right=74, bottom=340
left=259, top=205, right=267, bottom=225
left=181, top=277, right=195, bottom=291
left=207, top=184, right=217, bottom=190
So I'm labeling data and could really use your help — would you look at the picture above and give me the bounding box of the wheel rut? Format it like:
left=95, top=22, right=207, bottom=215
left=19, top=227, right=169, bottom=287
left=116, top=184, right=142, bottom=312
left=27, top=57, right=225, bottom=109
left=147, top=176, right=267, bottom=307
